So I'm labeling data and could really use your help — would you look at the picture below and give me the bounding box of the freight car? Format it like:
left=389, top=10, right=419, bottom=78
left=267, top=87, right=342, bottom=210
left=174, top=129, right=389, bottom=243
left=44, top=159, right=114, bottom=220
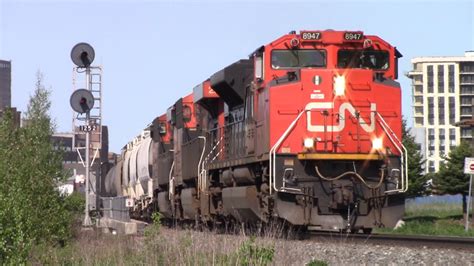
left=104, top=30, right=407, bottom=233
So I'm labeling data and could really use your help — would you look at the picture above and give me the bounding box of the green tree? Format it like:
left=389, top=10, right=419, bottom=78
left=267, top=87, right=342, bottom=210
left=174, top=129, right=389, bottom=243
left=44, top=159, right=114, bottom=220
left=0, top=71, right=71, bottom=264
left=435, top=141, right=472, bottom=218
left=402, top=119, right=428, bottom=197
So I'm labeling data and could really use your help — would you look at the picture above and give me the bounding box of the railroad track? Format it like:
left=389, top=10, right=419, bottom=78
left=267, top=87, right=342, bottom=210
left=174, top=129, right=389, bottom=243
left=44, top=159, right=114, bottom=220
left=309, top=231, right=474, bottom=250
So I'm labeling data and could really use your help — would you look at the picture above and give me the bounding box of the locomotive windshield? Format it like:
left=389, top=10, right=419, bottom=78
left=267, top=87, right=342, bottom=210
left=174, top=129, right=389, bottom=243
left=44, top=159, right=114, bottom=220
left=271, top=49, right=326, bottom=69
left=337, top=50, right=389, bottom=70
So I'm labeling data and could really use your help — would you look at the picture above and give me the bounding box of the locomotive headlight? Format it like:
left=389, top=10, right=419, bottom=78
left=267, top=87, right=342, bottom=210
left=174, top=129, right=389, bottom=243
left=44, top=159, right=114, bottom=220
left=334, top=75, right=345, bottom=96
left=303, top=138, right=315, bottom=149
left=372, top=137, right=383, bottom=150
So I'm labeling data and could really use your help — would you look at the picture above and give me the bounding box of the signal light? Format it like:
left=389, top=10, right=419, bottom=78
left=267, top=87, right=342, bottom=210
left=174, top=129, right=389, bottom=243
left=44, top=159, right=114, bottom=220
left=71, top=42, right=95, bottom=68
left=70, top=89, right=94, bottom=114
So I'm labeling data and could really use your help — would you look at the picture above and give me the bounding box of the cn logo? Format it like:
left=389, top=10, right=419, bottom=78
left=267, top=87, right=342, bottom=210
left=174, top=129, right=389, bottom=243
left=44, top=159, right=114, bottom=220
left=305, top=102, right=376, bottom=133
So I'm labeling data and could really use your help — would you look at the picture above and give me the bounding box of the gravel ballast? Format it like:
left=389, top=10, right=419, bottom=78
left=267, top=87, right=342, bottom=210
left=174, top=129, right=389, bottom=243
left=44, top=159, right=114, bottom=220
left=159, top=227, right=474, bottom=265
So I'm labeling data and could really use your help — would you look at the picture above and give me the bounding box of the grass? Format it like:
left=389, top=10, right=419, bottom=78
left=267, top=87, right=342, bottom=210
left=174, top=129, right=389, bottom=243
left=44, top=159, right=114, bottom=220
left=376, top=201, right=474, bottom=237
left=29, top=217, right=328, bottom=265
left=29, top=201, right=473, bottom=264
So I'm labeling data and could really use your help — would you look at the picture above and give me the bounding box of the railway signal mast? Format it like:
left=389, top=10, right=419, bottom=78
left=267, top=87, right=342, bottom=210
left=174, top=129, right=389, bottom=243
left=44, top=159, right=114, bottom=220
left=70, top=43, right=103, bottom=227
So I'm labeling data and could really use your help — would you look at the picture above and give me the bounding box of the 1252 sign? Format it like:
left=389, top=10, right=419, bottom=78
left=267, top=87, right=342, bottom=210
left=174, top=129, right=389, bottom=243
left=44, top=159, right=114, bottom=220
left=79, top=125, right=97, bottom=132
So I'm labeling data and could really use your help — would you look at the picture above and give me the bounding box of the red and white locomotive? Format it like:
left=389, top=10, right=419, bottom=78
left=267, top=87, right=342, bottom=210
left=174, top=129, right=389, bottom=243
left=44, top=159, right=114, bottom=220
left=105, top=30, right=407, bottom=232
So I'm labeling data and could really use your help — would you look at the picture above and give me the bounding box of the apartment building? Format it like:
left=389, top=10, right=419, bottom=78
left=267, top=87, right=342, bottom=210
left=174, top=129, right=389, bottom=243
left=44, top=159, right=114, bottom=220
left=407, top=51, right=474, bottom=173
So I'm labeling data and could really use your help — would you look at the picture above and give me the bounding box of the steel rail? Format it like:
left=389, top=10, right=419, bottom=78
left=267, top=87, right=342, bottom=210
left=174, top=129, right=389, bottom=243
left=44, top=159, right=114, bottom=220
left=309, top=231, right=474, bottom=250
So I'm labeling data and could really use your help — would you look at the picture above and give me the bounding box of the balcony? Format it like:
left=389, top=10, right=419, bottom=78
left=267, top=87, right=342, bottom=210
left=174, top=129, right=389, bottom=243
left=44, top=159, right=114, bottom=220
left=406, top=70, right=422, bottom=77
left=460, top=75, right=474, bottom=85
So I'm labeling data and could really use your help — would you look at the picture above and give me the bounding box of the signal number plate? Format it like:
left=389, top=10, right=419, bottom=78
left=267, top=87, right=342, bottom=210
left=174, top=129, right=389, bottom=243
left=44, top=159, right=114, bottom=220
left=79, top=125, right=97, bottom=132
left=301, top=31, right=322, bottom=41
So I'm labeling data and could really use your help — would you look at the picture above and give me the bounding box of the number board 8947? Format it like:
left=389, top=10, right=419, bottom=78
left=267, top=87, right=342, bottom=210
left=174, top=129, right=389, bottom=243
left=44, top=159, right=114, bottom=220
left=343, top=31, right=364, bottom=41
left=300, top=31, right=322, bottom=41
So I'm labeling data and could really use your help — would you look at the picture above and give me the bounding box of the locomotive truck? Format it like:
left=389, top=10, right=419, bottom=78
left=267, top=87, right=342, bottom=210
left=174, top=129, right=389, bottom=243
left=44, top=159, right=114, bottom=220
left=104, top=30, right=406, bottom=233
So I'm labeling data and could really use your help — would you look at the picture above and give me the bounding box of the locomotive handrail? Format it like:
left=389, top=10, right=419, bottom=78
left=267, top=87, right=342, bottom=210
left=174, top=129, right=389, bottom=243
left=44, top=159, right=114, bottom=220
left=269, top=109, right=308, bottom=194
left=199, top=134, right=224, bottom=198
left=375, top=112, right=408, bottom=193
left=168, top=160, right=175, bottom=200
left=197, top=136, right=206, bottom=198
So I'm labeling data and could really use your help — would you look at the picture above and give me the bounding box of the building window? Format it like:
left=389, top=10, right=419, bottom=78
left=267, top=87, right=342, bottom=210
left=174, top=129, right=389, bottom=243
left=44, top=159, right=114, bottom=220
left=439, top=128, right=445, bottom=152
left=439, top=147, right=445, bottom=157
left=449, top=97, right=456, bottom=124
left=428, top=97, right=434, bottom=125
left=427, top=65, right=434, bottom=93
left=415, top=117, right=423, bottom=125
left=461, top=128, right=472, bottom=138
left=428, top=161, right=435, bottom=173
left=449, top=65, right=455, bottom=93
left=449, top=128, right=457, bottom=149
left=415, top=107, right=423, bottom=115
left=461, top=75, right=474, bottom=83
left=461, top=106, right=472, bottom=115
left=461, top=86, right=474, bottom=94
left=413, top=76, right=423, bottom=83
left=449, top=128, right=456, bottom=138
left=438, top=65, right=444, bottom=93
left=414, top=85, right=423, bottom=94
left=414, top=96, right=423, bottom=105
left=414, top=63, right=422, bottom=71
left=428, top=128, right=435, bottom=139
left=461, top=96, right=472, bottom=105
left=438, top=96, right=445, bottom=125
left=461, top=62, right=474, bottom=72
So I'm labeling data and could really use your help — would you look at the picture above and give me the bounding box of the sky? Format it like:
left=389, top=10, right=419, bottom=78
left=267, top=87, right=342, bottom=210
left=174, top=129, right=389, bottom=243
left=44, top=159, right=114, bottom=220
left=1, top=0, right=473, bottom=152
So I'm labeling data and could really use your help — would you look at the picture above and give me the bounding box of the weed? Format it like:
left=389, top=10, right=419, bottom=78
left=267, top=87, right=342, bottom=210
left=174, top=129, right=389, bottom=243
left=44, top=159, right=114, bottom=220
left=236, top=236, right=275, bottom=266
left=144, top=212, right=162, bottom=237
left=307, top=259, right=329, bottom=266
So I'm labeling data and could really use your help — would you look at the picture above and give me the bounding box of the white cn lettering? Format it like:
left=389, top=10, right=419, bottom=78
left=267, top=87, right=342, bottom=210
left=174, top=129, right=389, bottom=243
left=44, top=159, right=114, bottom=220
left=305, top=102, right=376, bottom=133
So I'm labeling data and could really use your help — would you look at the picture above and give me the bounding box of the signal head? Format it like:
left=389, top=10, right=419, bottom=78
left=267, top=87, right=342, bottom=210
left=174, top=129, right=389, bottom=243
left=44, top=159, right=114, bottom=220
left=70, top=89, right=94, bottom=113
left=71, top=42, right=95, bottom=67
